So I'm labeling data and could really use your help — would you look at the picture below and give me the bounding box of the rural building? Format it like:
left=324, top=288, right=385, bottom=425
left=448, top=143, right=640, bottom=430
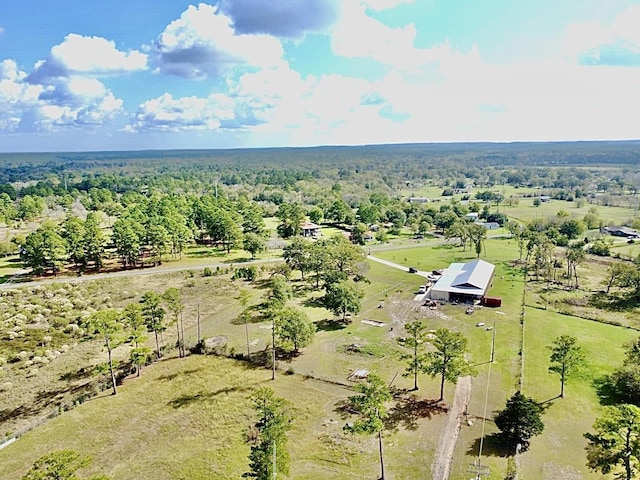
left=538, top=195, right=552, bottom=202
left=465, top=212, right=479, bottom=221
left=428, top=259, right=495, bottom=303
left=300, top=222, right=321, bottom=238
left=408, top=197, right=430, bottom=204
left=601, top=226, right=640, bottom=239
left=474, top=221, right=500, bottom=230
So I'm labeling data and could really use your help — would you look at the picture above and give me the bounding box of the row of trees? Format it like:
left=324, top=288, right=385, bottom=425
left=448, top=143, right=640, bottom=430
left=86, top=287, right=188, bottom=395
left=18, top=192, right=272, bottom=275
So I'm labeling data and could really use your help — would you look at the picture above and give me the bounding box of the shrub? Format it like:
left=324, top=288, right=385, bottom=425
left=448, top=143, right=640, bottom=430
left=233, top=266, right=258, bottom=281
left=203, top=267, right=213, bottom=277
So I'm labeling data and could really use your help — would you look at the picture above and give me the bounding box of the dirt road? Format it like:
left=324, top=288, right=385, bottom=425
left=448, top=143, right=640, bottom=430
left=432, top=376, right=473, bottom=480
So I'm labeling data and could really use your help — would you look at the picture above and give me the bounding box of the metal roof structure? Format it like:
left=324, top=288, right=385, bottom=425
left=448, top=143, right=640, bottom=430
left=431, top=259, right=495, bottom=296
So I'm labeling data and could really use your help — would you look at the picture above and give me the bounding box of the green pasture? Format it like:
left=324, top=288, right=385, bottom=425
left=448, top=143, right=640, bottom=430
left=0, top=353, right=443, bottom=480
left=400, top=184, right=542, bottom=202
left=4, top=235, right=639, bottom=479
left=518, top=307, right=637, bottom=480
left=503, top=198, right=637, bottom=226
left=0, top=255, right=23, bottom=283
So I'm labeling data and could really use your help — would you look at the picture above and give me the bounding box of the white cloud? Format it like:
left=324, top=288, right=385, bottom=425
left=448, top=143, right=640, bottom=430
left=50, top=34, right=147, bottom=74
left=0, top=58, right=124, bottom=132
left=4, top=34, right=142, bottom=132
left=0, top=60, right=42, bottom=131
left=35, top=77, right=123, bottom=128
left=153, top=3, right=284, bottom=79
left=331, top=1, right=422, bottom=68
left=127, top=92, right=243, bottom=132
left=28, top=34, right=147, bottom=83
left=564, top=5, right=640, bottom=66
left=363, top=0, right=415, bottom=12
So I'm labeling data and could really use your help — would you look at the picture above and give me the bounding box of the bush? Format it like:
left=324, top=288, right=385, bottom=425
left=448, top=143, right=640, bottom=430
left=587, top=239, right=611, bottom=256
left=233, top=266, right=258, bottom=281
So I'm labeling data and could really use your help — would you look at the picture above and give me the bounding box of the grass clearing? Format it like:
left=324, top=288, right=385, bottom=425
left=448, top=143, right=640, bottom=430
left=3, top=234, right=640, bottom=479
left=0, top=355, right=442, bottom=480
left=518, top=307, right=637, bottom=480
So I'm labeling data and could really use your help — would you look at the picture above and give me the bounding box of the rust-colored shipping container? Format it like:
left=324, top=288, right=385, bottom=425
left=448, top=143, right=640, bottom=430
left=482, top=296, right=502, bottom=307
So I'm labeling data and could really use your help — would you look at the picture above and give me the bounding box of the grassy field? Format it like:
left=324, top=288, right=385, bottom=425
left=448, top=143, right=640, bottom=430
left=374, top=238, right=640, bottom=479
left=518, top=307, right=637, bottom=480
left=2, top=235, right=639, bottom=479
left=399, top=182, right=639, bottom=227
left=0, top=355, right=447, bottom=480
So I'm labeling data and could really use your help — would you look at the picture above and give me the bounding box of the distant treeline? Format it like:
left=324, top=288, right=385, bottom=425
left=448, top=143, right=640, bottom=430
left=2, top=141, right=640, bottom=183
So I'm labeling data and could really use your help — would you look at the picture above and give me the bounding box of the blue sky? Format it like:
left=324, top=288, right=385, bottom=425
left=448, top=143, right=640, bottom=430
left=0, top=0, right=639, bottom=152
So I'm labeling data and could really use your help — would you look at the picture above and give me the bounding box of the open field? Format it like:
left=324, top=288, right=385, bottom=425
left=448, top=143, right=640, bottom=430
left=516, top=307, right=637, bottom=480
left=0, top=355, right=448, bottom=480
left=2, top=235, right=640, bottom=479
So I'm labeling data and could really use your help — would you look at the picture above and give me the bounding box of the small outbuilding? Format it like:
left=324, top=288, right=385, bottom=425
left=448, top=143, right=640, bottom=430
left=300, top=222, right=321, bottom=238
left=601, top=226, right=640, bottom=239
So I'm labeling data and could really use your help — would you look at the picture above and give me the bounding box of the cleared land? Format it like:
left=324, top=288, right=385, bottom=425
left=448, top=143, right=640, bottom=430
left=1, top=235, right=639, bottom=479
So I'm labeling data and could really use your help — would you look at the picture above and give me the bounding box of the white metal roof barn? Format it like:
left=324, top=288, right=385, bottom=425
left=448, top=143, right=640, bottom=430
left=429, top=259, right=495, bottom=302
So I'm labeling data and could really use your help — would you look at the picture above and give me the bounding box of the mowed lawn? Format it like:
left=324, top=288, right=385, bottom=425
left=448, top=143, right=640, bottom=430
left=0, top=354, right=451, bottom=480
left=373, top=238, right=640, bottom=479
left=503, top=198, right=637, bottom=225
left=518, top=307, right=637, bottom=480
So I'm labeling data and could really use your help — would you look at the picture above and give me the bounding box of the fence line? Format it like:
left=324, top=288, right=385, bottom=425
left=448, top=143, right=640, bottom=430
left=0, top=407, right=60, bottom=450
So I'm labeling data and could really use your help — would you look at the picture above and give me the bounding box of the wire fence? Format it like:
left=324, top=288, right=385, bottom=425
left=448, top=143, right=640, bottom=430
left=0, top=407, right=60, bottom=450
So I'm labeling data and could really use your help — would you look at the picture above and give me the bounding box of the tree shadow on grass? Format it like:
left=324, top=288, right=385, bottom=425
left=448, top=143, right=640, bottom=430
left=333, top=398, right=357, bottom=421
left=156, top=368, right=203, bottom=382
left=302, top=296, right=326, bottom=309
left=384, top=393, right=448, bottom=432
left=315, top=318, right=348, bottom=332
left=230, top=310, right=269, bottom=325
left=0, top=383, right=92, bottom=423
left=589, top=292, right=638, bottom=312
left=593, top=375, right=622, bottom=406
left=433, top=244, right=456, bottom=250
left=466, top=433, right=513, bottom=458
left=168, top=384, right=253, bottom=408
left=60, top=366, right=94, bottom=382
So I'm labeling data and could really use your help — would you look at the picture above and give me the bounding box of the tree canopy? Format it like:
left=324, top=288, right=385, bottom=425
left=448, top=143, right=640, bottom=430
left=585, top=404, right=640, bottom=480
left=494, top=391, right=545, bottom=453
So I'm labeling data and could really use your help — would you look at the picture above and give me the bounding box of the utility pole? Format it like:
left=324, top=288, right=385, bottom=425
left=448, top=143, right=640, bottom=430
left=490, top=322, right=496, bottom=363
left=244, top=312, right=251, bottom=359
left=271, top=315, right=276, bottom=381
left=197, top=303, right=201, bottom=345
left=272, top=441, right=277, bottom=479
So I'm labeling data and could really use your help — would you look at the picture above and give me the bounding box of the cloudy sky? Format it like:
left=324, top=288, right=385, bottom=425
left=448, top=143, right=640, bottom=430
left=0, top=0, right=639, bottom=152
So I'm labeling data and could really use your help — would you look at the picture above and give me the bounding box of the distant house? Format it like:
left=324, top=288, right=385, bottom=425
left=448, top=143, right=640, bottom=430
left=539, top=195, right=552, bottom=203
left=429, top=259, right=495, bottom=303
left=465, top=212, right=479, bottom=221
left=363, top=231, right=375, bottom=242
left=474, top=221, right=500, bottom=230
left=300, top=222, right=321, bottom=238
left=408, top=197, right=430, bottom=204
left=601, top=226, right=640, bottom=238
